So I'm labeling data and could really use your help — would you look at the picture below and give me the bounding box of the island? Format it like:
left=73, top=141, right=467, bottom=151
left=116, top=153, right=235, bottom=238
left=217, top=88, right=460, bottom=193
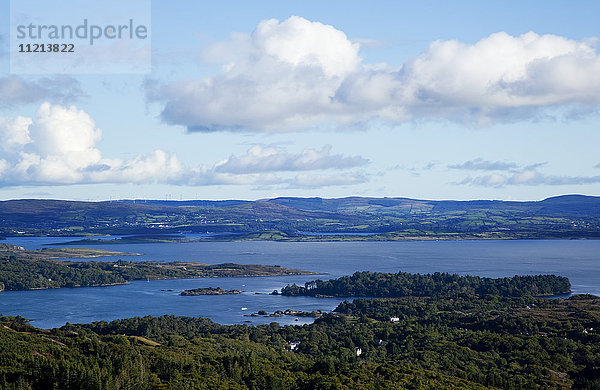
left=0, top=244, right=317, bottom=291
left=278, top=271, right=571, bottom=298
left=180, top=287, right=242, bottom=296
left=45, top=234, right=198, bottom=246
left=246, top=309, right=325, bottom=318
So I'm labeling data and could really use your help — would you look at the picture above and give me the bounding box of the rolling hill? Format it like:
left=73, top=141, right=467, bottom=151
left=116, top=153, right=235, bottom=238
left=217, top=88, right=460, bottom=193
left=0, top=195, right=598, bottom=239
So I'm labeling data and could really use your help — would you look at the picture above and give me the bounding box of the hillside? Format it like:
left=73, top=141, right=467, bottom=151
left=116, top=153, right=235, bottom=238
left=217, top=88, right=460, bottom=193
left=1, top=286, right=599, bottom=389
left=0, top=195, right=598, bottom=239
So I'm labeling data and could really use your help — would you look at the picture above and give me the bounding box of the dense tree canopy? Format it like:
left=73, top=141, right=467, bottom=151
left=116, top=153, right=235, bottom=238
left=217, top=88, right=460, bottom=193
left=1, top=292, right=599, bottom=388
left=0, top=254, right=311, bottom=291
left=280, top=271, right=571, bottom=298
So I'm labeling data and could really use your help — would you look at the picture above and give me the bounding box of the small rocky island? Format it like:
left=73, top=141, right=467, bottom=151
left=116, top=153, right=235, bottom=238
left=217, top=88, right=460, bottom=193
left=245, top=309, right=324, bottom=318
left=180, top=287, right=242, bottom=296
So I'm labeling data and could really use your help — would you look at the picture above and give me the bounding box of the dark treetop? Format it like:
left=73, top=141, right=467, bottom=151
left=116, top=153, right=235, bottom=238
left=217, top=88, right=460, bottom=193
left=280, top=271, right=571, bottom=298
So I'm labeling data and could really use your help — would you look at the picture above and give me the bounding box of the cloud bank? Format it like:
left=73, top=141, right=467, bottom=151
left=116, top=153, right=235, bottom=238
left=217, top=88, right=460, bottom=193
left=0, top=103, right=367, bottom=188
left=147, top=16, right=600, bottom=132
left=451, top=158, right=600, bottom=187
left=448, top=158, right=518, bottom=171
left=459, top=170, right=600, bottom=187
left=0, top=76, right=84, bottom=107
left=214, top=145, right=367, bottom=174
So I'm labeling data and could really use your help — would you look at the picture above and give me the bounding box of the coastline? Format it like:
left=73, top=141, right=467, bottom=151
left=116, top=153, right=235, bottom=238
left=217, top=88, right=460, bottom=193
left=0, top=259, right=319, bottom=292
left=40, top=233, right=600, bottom=246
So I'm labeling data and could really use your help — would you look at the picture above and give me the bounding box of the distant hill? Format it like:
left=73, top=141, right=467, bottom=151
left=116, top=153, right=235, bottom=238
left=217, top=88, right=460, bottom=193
left=537, top=194, right=600, bottom=215
left=0, top=195, right=598, bottom=239
left=114, top=199, right=250, bottom=207
left=265, top=195, right=600, bottom=216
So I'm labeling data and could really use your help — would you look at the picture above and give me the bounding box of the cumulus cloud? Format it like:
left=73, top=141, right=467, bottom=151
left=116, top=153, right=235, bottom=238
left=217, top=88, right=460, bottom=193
left=0, top=76, right=84, bottom=107
left=149, top=16, right=360, bottom=132
left=147, top=17, right=600, bottom=132
left=0, top=116, right=32, bottom=152
left=0, top=103, right=367, bottom=188
left=448, top=158, right=518, bottom=171
left=214, top=144, right=367, bottom=173
left=0, top=103, right=185, bottom=185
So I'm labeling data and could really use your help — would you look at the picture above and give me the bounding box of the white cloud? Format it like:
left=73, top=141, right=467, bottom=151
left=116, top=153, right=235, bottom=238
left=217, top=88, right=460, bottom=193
left=85, top=150, right=185, bottom=185
left=214, top=144, right=367, bottom=173
left=190, top=145, right=368, bottom=187
left=0, top=116, right=32, bottom=153
left=0, top=103, right=185, bottom=186
left=148, top=17, right=600, bottom=132
left=0, top=103, right=368, bottom=189
left=371, top=32, right=600, bottom=124
left=150, top=16, right=361, bottom=132
left=200, top=16, right=359, bottom=78
left=452, top=158, right=600, bottom=187
left=29, top=103, right=101, bottom=160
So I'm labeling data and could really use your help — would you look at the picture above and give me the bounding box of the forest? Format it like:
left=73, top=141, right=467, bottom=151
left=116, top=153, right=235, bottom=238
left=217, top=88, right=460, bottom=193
left=279, top=271, right=571, bottom=298
left=0, top=253, right=314, bottom=291
left=0, top=272, right=598, bottom=389
left=0, top=293, right=599, bottom=389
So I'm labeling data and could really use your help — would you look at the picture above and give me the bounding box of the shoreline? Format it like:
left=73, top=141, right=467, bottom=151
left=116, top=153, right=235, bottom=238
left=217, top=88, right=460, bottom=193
left=0, top=267, right=321, bottom=293
left=34, top=235, right=600, bottom=246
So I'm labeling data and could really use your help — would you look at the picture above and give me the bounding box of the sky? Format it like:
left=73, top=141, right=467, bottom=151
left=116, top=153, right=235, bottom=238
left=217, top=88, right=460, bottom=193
left=0, top=0, right=599, bottom=201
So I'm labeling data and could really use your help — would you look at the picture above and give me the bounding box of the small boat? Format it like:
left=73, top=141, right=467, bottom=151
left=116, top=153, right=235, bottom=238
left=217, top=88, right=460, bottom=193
left=241, top=307, right=248, bottom=311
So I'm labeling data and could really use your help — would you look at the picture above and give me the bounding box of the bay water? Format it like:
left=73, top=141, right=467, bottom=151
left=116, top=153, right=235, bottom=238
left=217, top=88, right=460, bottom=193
left=1, top=237, right=599, bottom=329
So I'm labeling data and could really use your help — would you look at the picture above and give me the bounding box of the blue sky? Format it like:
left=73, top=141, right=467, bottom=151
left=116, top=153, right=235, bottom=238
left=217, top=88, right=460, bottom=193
left=1, top=0, right=599, bottom=201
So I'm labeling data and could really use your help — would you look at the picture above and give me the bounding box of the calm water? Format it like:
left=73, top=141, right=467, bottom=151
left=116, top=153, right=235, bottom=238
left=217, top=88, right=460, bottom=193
left=1, top=237, right=599, bottom=329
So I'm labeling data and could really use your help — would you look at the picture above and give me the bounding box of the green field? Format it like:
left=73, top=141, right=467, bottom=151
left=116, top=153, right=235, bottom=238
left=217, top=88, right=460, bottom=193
left=0, top=195, right=599, bottom=240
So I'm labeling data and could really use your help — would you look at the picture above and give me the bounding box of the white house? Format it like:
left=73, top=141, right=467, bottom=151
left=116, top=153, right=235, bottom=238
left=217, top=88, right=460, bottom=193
left=286, top=341, right=300, bottom=351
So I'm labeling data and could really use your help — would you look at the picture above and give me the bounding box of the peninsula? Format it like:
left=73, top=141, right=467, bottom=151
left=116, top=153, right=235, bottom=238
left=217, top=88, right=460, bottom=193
left=0, top=244, right=316, bottom=291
